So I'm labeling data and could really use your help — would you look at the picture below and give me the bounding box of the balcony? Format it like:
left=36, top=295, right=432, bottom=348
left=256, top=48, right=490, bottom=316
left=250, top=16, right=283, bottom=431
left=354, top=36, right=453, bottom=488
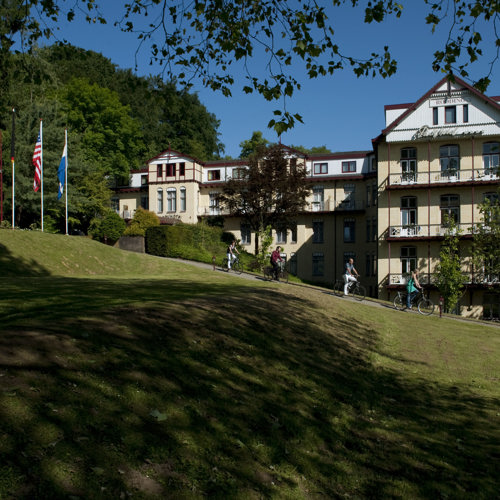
left=387, top=167, right=499, bottom=187
left=387, top=222, right=478, bottom=239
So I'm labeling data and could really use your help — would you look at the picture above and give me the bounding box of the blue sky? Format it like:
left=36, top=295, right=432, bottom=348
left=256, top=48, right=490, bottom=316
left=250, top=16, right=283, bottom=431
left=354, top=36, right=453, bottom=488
left=41, top=1, right=500, bottom=158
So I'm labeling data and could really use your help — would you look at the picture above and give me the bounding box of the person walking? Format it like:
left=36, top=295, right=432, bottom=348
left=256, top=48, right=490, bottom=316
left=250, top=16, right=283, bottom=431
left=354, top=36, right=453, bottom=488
left=343, top=257, right=359, bottom=295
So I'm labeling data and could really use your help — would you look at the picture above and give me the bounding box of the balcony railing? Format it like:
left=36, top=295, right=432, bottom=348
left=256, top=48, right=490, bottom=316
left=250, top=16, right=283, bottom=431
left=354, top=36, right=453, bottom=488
left=387, top=272, right=499, bottom=286
left=388, top=222, right=478, bottom=238
left=388, top=167, right=499, bottom=186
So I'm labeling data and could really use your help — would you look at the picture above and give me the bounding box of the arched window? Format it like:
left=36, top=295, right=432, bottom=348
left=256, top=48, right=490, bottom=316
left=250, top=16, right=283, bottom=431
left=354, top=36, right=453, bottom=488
left=180, top=187, right=186, bottom=212
left=167, top=188, right=177, bottom=212
left=157, top=189, right=163, bottom=213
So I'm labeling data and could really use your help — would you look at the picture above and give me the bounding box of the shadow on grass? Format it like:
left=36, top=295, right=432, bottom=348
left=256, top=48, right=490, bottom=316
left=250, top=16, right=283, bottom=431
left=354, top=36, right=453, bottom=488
left=0, top=277, right=498, bottom=498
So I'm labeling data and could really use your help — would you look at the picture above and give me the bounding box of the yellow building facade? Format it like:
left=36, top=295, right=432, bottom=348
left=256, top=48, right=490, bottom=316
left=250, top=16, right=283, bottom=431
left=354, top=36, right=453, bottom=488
left=114, top=76, right=499, bottom=318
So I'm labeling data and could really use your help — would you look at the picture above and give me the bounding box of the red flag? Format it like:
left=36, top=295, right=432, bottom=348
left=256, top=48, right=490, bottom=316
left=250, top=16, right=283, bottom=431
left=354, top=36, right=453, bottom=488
left=32, top=132, right=42, bottom=192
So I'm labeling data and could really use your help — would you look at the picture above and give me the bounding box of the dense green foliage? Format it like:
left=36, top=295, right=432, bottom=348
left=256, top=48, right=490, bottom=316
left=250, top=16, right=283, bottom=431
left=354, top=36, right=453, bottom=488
left=123, top=207, right=160, bottom=237
left=434, top=215, right=465, bottom=313
left=0, top=44, right=223, bottom=231
left=471, top=193, right=500, bottom=282
left=146, top=223, right=228, bottom=263
left=88, top=210, right=126, bottom=243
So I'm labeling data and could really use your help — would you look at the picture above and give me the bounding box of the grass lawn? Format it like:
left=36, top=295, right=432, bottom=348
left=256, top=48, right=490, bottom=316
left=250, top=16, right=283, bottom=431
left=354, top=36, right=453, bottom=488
left=0, top=230, right=499, bottom=499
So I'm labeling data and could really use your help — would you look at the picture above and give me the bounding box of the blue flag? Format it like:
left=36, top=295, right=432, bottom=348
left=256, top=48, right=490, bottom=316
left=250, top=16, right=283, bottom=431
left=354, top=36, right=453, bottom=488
left=57, top=143, right=67, bottom=200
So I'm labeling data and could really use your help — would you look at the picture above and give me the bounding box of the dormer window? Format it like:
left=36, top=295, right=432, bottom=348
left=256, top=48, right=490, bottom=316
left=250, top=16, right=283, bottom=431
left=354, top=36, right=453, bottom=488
left=208, top=170, right=221, bottom=181
left=313, top=162, right=327, bottom=174
left=342, top=161, right=356, bottom=173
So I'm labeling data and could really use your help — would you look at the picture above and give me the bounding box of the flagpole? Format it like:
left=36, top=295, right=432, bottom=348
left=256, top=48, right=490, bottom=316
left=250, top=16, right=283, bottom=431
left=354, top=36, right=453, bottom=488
left=64, top=128, right=68, bottom=235
left=40, top=119, right=44, bottom=231
left=11, top=108, right=15, bottom=229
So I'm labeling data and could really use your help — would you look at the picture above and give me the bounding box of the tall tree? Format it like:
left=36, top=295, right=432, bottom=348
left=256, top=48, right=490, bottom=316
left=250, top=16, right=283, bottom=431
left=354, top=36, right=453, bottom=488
left=239, top=131, right=271, bottom=158
left=435, top=214, right=465, bottom=314
left=219, top=144, right=311, bottom=254
left=471, top=192, right=500, bottom=282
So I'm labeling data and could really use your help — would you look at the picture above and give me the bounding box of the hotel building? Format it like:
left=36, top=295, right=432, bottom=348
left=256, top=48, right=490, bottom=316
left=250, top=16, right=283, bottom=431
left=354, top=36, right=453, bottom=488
left=113, top=76, right=499, bottom=319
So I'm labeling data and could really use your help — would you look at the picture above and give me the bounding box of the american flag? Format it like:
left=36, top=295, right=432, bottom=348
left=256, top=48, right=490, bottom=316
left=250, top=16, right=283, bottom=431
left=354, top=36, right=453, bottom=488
left=33, top=133, right=42, bottom=192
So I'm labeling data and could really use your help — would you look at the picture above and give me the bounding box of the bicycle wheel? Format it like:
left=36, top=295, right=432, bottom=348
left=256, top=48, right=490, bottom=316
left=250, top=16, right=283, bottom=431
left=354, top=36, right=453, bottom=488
left=280, top=269, right=288, bottom=283
left=393, top=293, right=406, bottom=310
left=263, top=266, right=273, bottom=280
left=351, top=284, right=366, bottom=301
left=221, top=257, right=229, bottom=271
left=418, top=298, right=435, bottom=316
left=232, top=259, right=242, bottom=275
left=333, top=281, right=344, bottom=297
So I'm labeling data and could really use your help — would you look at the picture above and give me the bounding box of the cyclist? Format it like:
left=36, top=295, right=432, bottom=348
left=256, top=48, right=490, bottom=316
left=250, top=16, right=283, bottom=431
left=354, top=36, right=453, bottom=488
left=406, top=269, right=422, bottom=309
left=343, top=257, right=359, bottom=295
left=270, top=245, right=283, bottom=280
left=226, top=240, right=239, bottom=270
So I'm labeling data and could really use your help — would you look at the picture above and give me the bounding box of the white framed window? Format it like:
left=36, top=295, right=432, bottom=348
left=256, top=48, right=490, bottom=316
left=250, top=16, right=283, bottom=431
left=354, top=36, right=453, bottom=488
left=401, top=196, right=417, bottom=226
left=157, top=189, right=163, bottom=213
left=482, top=142, right=499, bottom=175
left=209, top=192, right=220, bottom=215
left=167, top=188, right=177, bottom=212
left=401, top=246, right=417, bottom=275
left=312, top=186, right=324, bottom=211
left=180, top=187, right=186, bottom=212
left=313, top=162, right=328, bottom=174
left=401, top=147, right=417, bottom=182
left=440, top=145, right=460, bottom=179
left=111, top=197, right=119, bottom=212
left=276, top=226, right=287, bottom=244
left=342, top=161, right=356, bottom=173
left=241, top=223, right=251, bottom=245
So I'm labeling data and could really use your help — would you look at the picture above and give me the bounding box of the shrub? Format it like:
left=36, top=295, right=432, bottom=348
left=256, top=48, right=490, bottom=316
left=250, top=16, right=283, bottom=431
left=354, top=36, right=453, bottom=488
left=124, top=208, right=160, bottom=237
left=89, top=211, right=126, bottom=243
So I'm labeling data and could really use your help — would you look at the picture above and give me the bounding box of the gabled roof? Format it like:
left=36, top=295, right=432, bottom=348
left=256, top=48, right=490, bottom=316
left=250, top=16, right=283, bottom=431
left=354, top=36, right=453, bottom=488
left=146, top=148, right=203, bottom=165
left=378, top=75, right=500, bottom=139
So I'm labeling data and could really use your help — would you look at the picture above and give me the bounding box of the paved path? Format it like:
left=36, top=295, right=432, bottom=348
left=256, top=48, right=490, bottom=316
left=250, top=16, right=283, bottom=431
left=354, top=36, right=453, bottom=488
left=167, top=258, right=499, bottom=328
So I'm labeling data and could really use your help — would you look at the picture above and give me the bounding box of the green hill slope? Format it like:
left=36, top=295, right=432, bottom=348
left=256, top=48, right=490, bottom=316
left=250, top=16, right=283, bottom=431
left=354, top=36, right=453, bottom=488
left=0, top=228, right=499, bottom=499
left=0, top=228, right=172, bottom=277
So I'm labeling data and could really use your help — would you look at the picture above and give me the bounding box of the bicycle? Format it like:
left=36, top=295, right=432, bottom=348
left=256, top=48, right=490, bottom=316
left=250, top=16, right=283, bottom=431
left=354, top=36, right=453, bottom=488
left=263, top=260, right=288, bottom=283
left=222, top=255, right=242, bottom=274
left=393, top=288, right=435, bottom=315
left=332, top=278, right=366, bottom=301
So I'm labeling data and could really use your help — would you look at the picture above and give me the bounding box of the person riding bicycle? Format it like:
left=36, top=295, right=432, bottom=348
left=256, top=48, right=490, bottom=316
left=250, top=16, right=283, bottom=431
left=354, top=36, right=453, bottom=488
left=226, top=240, right=239, bottom=270
left=270, top=246, right=283, bottom=280
left=406, top=269, right=422, bottom=309
left=343, top=257, right=359, bottom=295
